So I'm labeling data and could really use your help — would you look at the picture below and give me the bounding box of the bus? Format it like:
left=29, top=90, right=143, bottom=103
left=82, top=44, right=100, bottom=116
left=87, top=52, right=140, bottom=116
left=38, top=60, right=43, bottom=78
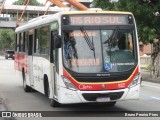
left=15, top=10, right=141, bottom=107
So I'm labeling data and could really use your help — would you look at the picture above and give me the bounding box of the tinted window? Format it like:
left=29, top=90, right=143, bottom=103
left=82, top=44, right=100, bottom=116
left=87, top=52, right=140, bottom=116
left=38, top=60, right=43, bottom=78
left=7, top=51, right=14, bottom=54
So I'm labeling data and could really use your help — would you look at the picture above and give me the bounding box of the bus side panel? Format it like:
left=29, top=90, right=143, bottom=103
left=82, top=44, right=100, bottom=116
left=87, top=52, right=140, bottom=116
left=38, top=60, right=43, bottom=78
left=32, top=56, right=50, bottom=94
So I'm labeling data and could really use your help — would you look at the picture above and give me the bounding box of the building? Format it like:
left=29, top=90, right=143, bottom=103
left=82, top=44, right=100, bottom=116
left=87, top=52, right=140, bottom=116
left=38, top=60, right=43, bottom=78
left=139, top=41, right=153, bottom=56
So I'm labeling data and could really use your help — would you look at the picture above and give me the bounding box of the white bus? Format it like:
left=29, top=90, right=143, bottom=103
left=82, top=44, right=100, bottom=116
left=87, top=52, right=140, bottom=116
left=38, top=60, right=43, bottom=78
left=15, top=10, right=141, bottom=107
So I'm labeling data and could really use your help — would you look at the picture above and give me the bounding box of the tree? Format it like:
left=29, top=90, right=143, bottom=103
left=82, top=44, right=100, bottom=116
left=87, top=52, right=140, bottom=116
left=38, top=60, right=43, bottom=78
left=93, top=0, right=160, bottom=44
left=93, top=0, right=160, bottom=78
left=0, top=29, right=15, bottom=51
left=13, top=0, right=43, bottom=6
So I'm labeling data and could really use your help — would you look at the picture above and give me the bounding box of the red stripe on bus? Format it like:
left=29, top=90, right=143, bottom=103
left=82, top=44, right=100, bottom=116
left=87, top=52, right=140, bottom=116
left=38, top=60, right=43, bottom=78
left=63, top=66, right=139, bottom=91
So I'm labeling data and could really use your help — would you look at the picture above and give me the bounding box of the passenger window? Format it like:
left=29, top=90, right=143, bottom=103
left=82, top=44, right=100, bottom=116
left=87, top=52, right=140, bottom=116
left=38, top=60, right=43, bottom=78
left=40, top=26, right=49, bottom=55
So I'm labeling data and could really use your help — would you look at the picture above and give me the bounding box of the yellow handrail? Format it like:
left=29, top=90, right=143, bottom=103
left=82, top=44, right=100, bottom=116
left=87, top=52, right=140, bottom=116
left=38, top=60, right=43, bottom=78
left=47, top=0, right=67, bottom=7
left=16, top=0, right=30, bottom=27
left=0, top=0, right=7, bottom=14
left=65, top=0, right=88, bottom=10
left=44, top=2, right=52, bottom=15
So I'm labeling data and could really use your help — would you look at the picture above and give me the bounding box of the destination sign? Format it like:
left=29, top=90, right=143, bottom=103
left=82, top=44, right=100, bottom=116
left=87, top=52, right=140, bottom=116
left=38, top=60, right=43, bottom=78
left=67, top=15, right=129, bottom=26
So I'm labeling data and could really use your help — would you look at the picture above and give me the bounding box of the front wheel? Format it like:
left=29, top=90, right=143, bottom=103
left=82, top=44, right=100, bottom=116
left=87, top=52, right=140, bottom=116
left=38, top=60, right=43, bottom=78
left=107, top=101, right=116, bottom=106
left=50, top=99, right=60, bottom=107
left=47, top=82, right=60, bottom=107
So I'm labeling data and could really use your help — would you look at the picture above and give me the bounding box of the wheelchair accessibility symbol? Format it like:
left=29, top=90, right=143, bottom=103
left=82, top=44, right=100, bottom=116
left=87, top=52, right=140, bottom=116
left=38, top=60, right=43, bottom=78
left=104, top=63, right=112, bottom=71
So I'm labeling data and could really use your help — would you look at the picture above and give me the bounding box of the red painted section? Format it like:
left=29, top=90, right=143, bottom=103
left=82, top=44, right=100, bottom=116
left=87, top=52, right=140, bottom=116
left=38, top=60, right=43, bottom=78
left=63, top=67, right=139, bottom=91
left=14, top=53, right=29, bottom=74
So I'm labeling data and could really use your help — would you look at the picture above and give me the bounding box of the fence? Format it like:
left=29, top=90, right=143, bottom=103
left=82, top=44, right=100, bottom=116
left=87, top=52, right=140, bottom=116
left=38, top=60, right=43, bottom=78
left=140, top=56, right=151, bottom=68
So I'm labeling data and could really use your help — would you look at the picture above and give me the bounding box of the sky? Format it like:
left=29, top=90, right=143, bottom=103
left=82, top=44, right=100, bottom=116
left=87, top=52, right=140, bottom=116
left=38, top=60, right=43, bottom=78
left=5, top=0, right=46, bottom=5
left=5, top=0, right=93, bottom=5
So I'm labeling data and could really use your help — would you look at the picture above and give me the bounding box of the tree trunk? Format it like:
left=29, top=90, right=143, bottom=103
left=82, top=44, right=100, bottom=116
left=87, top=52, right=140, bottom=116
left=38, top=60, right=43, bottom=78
left=151, top=41, right=160, bottom=79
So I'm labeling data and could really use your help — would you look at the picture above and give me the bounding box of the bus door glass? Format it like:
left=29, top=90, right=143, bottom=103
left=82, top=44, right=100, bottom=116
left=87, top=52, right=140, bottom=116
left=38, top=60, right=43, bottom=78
left=50, top=21, right=59, bottom=97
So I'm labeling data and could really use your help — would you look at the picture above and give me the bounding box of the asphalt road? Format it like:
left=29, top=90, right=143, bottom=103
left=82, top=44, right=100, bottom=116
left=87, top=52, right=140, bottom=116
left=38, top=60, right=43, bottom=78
left=0, top=56, right=160, bottom=120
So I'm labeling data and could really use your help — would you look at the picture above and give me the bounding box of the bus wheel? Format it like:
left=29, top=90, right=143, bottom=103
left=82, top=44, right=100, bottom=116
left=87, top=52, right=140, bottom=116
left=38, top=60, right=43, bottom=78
left=44, top=78, right=60, bottom=107
left=50, top=99, right=60, bottom=107
left=107, top=101, right=116, bottom=106
left=22, top=72, right=32, bottom=92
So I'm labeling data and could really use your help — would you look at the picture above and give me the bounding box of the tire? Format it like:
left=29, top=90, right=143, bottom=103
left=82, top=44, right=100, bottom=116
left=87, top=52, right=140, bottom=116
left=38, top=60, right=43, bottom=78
left=44, top=76, right=49, bottom=97
left=22, top=72, right=32, bottom=92
left=44, top=76, right=60, bottom=107
left=50, top=99, right=60, bottom=107
left=107, top=101, right=116, bottom=106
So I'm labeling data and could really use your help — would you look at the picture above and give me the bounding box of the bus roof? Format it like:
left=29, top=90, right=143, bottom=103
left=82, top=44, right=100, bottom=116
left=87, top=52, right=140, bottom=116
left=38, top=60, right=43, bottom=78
left=63, top=10, right=133, bottom=15
left=15, top=10, right=133, bottom=33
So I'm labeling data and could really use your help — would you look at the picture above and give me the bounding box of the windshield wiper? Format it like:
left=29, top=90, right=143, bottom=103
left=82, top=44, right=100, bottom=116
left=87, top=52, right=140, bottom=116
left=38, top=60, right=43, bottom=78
left=80, top=27, right=96, bottom=60
left=104, top=27, right=120, bottom=48
left=80, top=27, right=95, bottom=51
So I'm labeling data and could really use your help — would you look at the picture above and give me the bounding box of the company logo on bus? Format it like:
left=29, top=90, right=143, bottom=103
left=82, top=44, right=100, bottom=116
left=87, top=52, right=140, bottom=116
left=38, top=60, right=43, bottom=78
left=101, top=84, right=106, bottom=90
left=79, top=84, right=92, bottom=90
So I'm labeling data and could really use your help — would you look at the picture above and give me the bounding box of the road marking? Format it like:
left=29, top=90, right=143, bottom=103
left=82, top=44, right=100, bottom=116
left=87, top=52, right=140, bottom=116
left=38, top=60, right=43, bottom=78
left=151, top=96, right=160, bottom=100
left=140, top=93, right=160, bottom=102
left=142, top=84, right=160, bottom=90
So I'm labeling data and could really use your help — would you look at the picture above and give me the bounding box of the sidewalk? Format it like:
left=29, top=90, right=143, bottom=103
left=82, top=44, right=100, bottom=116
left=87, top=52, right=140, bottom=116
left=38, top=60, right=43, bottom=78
left=141, top=70, right=160, bottom=84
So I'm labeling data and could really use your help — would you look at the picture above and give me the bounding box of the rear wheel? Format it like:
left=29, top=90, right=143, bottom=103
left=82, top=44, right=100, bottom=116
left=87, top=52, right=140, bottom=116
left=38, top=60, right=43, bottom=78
left=22, top=72, right=32, bottom=92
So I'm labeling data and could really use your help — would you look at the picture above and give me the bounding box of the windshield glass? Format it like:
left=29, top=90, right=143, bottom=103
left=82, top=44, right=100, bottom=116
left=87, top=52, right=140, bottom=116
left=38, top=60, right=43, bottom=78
left=63, top=28, right=137, bottom=73
left=7, top=51, right=14, bottom=54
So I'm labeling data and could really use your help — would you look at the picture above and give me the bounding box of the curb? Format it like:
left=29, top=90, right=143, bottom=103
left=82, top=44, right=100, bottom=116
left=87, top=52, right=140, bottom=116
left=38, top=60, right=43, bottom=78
left=141, top=71, right=160, bottom=84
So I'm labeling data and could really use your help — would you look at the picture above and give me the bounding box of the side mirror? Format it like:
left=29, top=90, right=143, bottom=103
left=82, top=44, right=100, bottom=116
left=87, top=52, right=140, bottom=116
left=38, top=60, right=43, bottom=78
left=54, top=35, right=62, bottom=48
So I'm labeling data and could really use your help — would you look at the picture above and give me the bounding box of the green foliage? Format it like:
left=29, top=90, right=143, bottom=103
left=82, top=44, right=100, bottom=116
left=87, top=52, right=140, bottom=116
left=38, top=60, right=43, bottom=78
left=0, top=29, right=15, bottom=51
left=144, top=62, right=152, bottom=72
left=13, top=0, right=43, bottom=6
left=0, top=0, right=43, bottom=51
left=92, top=0, right=160, bottom=44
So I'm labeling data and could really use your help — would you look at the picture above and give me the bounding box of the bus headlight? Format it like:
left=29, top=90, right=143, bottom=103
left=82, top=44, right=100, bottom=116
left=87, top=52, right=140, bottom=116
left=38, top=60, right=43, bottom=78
left=62, top=76, right=77, bottom=91
left=129, top=73, right=140, bottom=88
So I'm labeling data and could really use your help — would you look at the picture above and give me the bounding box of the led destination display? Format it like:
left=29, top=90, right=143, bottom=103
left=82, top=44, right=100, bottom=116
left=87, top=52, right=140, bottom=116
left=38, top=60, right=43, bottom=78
left=67, top=15, right=130, bottom=25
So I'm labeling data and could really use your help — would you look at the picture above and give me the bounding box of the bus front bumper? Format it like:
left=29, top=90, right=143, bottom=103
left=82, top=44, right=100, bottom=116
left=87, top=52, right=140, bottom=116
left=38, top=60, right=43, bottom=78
left=58, top=84, right=140, bottom=104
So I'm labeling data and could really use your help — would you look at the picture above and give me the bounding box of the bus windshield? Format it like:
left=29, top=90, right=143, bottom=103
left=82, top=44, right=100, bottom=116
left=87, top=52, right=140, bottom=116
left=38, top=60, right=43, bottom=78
left=62, top=28, right=137, bottom=73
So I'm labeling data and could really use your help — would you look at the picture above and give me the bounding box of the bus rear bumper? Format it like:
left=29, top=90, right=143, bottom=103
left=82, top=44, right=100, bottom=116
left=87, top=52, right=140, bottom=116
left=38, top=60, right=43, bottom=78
left=58, top=84, right=140, bottom=104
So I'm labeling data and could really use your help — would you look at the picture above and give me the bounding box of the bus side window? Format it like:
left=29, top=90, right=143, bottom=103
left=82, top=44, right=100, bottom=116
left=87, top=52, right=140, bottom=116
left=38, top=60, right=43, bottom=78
left=40, top=26, right=49, bottom=55
left=16, top=34, right=20, bottom=53
left=50, top=31, right=55, bottom=63
left=28, top=35, right=33, bottom=55
left=15, top=34, right=18, bottom=52
left=25, top=32, right=28, bottom=52
left=34, top=29, right=40, bottom=54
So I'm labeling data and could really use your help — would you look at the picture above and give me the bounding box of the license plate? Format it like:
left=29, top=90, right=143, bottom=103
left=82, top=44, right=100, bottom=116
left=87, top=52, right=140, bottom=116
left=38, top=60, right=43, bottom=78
left=96, top=97, right=110, bottom=102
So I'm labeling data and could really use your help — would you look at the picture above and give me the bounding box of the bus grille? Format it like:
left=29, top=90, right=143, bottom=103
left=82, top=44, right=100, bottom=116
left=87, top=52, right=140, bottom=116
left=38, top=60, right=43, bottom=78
left=82, top=92, right=124, bottom=101
left=74, top=76, right=129, bottom=82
